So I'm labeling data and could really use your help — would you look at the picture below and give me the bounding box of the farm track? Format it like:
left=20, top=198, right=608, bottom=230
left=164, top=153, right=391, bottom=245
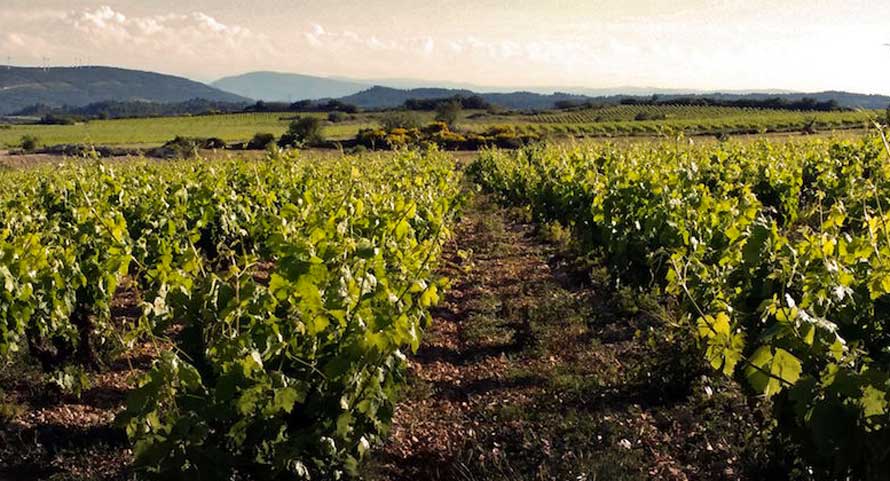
left=368, top=193, right=775, bottom=481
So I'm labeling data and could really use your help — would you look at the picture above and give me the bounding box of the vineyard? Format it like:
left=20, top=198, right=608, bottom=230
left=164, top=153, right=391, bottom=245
left=0, top=150, right=462, bottom=479
left=2, top=132, right=890, bottom=480
left=510, top=106, right=877, bottom=137
left=1, top=107, right=878, bottom=153
left=525, top=105, right=798, bottom=123
left=469, top=133, right=890, bottom=480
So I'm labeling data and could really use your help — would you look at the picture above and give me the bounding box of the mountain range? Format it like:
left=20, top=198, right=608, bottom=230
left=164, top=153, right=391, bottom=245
left=213, top=71, right=802, bottom=101
left=212, top=72, right=367, bottom=103
left=0, top=66, right=248, bottom=115
left=335, top=86, right=594, bottom=110
left=1, top=66, right=889, bottom=116
left=212, top=71, right=890, bottom=110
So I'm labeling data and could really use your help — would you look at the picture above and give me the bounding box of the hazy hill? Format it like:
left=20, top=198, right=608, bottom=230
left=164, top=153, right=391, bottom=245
left=338, top=86, right=890, bottom=111
left=0, top=66, right=248, bottom=115
left=215, top=71, right=772, bottom=101
left=332, top=76, right=798, bottom=96
left=226, top=71, right=801, bottom=98
left=340, top=86, right=474, bottom=109
left=483, top=91, right=592, bottom=110
left=338, top=86, right=592, bottom=110
left=211, top=70, right=889, bottom=111
left=213, top=72, right=369, bottom=102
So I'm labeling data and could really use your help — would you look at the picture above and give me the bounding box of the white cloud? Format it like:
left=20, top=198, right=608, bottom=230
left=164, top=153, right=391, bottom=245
left=0, top=3, right=887, bottom=93
left=0, top=5, right=278, bottom=78
left=5, top=33, right=26, bottom=47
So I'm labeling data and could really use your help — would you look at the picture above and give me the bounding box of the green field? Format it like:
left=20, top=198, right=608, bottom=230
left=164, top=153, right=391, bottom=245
left=0, top=112, right=373, bottom=148
left=0, top=106, right=880, bottom=149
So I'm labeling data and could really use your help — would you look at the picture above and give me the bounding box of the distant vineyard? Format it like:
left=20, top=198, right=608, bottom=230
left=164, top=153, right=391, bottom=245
left=0, top=106, right=881, bottom=152
left=524, top=105, right=790, bottom=123
left=509, top=105, right=878, bottom=137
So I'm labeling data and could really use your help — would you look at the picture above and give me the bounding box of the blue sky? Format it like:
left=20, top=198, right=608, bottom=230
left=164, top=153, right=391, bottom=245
left=1, top=0, right=889, bottom=93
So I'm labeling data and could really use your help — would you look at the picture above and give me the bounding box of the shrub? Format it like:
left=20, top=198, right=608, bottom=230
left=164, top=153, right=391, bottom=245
left=278, top=117, right=325, bottom=148
left=434, top=100, right=462, bottom=128
left=379, top=111, right=423, bottom=131
left=634, top=111, right=667, bottom=121
left=20, top=135, right=39, bottom=152
left=202, top=137, right=227, bottom=149
left=153, top=136, right=204, bottom=158
left=356, top=128, right=388, bottom=149
left=247, top=132, right=276, bottom=150
left=39, top=114, right=78, bottom=125
left=421, top=122, right=449, bottom=136
left=328, top=111, right=350, bottom=123
left=383, top=128, right=421, bottom=149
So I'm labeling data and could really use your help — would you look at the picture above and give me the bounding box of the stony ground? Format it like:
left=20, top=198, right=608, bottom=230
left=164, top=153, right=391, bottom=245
left=365, top=194, right=778, bottom=481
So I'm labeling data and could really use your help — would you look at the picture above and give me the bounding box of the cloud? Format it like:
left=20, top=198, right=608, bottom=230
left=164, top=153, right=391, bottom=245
left=297, top=24, right=599, bottom=69
left=5, top=33, right=26, bottom=47
left=0, top=5, right=278, bottom=77
left=64, top=6, right=265, bottom=50
left=1, top=4, right=886, bottom=93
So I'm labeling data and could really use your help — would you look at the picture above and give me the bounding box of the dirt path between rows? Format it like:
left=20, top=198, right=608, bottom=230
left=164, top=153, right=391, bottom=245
left=367, top=193, right=775, bottom=481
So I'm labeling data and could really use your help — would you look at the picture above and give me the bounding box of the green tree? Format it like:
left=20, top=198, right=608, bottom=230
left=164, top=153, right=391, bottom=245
left=435, top=100, right=462, bottom=128
left=279, top=117, right=325, bottom=148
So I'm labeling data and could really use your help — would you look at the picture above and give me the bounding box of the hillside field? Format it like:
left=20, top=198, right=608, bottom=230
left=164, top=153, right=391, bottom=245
left=0, top=106, right=881, bottom=149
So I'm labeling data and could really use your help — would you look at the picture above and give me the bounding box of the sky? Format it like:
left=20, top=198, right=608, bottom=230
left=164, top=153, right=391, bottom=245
left=1, top=0, right=889, bottom=93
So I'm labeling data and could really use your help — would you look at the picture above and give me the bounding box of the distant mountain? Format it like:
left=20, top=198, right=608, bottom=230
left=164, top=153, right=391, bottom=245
left=338, top=86, right=592, bottom=110
left=212, top=72, right=369, bottom=102
left=5, top=65, right=887, bottom=115
left=0, top=66, right=248, bottom=115
left=336, top=85, right=890, bottom=111
left=340, top=86, right=473, bottom=109
left=212, top=70, right=889, bottom=110
left=484, top=92, right=592, bottom=110
left=568, top=87, right=799, bottom=97
left=333, top=76, right=798, bottom=96
left=218, top=71, right=798, bottom=101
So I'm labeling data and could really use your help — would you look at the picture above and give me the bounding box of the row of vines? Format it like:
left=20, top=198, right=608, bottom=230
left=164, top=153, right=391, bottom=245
left=505, top=107, right=878, bottom=138
left=525, top=105, right=877, bottom=124
left=0, top=149, right=463, bottom=479
left=469, top=134, right=890, bottom=480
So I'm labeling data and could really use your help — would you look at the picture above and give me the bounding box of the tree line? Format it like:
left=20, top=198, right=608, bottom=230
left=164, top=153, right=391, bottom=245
left=622, top=95, right=844, bottom=111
